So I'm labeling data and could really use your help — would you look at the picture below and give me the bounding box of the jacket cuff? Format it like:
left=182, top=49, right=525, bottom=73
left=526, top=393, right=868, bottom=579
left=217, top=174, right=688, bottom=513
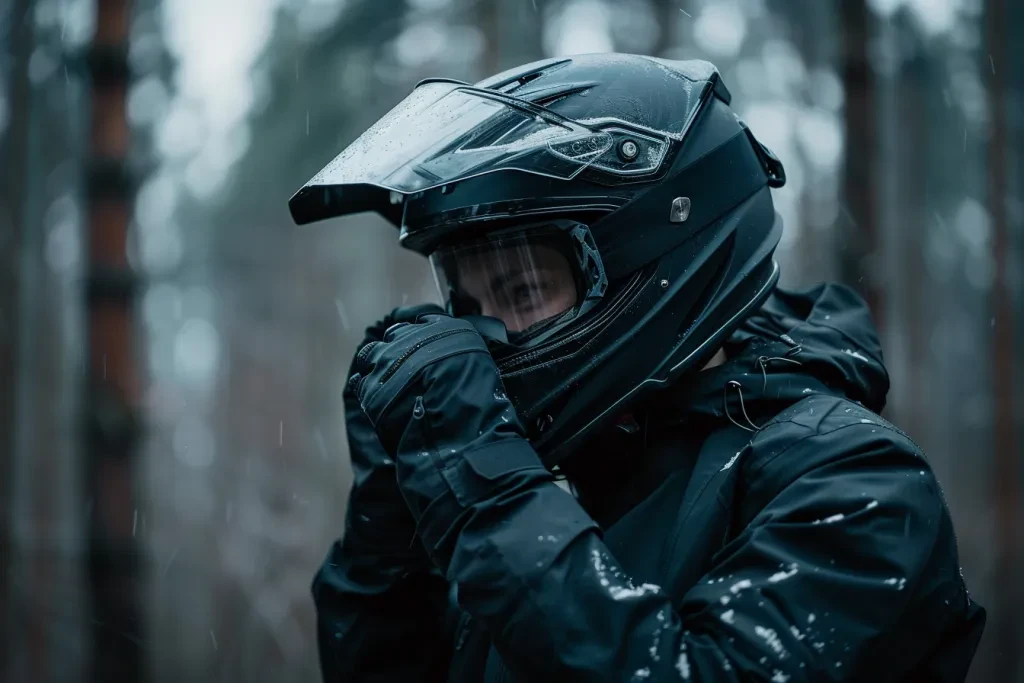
left=413, top=438, right=591, bottom=573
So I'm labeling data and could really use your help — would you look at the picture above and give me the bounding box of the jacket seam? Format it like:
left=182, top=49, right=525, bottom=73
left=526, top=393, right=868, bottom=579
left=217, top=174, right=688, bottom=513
left=747, top=394, right=836, bottom=435
left=760, top=295, right=884, bottom=367
left=812, top=319, right=886, bottom=365
left=746, top=408, right=921, bottom=484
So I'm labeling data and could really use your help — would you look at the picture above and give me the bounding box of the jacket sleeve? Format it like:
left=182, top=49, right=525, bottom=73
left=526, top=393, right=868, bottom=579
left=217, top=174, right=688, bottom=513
left=442, top=421, right=973, bottom=682
left=312, top=523, right=454, bottom=682
left=314, top=303, right=457, bottom=682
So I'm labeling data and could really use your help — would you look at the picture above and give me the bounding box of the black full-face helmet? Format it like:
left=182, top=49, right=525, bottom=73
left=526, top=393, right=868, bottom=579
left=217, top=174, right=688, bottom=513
left=290, top=54, right=786, bottom=468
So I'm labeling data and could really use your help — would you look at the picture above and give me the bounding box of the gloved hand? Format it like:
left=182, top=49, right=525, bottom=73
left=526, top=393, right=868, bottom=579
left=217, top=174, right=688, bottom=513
left=348, top=312, right=553, bottom=573
left=337, top=304, right=448, bottom=588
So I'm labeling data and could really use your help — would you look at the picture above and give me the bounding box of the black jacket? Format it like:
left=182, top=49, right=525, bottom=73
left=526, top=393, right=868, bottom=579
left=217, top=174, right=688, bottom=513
left=313, top=284, right=985, bottom=682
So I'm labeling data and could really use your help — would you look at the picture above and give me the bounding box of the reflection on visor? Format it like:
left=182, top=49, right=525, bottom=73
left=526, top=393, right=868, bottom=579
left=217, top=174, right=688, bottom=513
left=432, top=236, right=580, bottom=333
left=304, top=82, right=614, bottom=195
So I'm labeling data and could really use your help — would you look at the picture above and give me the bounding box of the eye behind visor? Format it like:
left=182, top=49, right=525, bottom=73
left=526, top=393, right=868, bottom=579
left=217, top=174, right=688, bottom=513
left=430, top=222, right=609, bottom=337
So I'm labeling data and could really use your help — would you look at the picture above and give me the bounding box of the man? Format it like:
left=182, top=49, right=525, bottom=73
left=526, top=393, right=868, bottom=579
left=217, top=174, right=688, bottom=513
left=292, top=55, right=985, bottom=682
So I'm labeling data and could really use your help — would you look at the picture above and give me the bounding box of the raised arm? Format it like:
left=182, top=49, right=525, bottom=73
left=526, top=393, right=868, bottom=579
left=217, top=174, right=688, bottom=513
left=313, top=305, right=454, bottom=682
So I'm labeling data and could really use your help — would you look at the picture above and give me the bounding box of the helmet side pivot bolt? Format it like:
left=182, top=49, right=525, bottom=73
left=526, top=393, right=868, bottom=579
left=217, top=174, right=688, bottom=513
left=618, top=139, right=640, bottom=161
left=670, top=197, right=691, bottom=223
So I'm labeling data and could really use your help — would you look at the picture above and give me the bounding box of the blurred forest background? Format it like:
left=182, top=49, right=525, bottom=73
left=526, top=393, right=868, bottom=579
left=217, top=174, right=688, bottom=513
left=0, top=0, right=1021, bottom=681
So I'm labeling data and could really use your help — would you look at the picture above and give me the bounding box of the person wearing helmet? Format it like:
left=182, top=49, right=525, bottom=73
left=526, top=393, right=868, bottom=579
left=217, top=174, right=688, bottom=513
left=297, top=55, right=984, bottom=682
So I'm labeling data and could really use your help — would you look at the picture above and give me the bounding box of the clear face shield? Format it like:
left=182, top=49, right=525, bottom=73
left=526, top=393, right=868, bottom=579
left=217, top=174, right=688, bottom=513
left=429, top=221, right=608, bottom=345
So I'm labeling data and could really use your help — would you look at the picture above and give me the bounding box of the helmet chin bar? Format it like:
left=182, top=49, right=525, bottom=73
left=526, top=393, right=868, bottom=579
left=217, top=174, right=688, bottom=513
left=537, top=246, right=783, bottom=469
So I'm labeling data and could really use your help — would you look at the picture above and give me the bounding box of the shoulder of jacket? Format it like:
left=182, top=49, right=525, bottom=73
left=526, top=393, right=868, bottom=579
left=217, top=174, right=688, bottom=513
left=742, top=394, right=924, bottom=483
left=726, top=395, right=945, bottom=537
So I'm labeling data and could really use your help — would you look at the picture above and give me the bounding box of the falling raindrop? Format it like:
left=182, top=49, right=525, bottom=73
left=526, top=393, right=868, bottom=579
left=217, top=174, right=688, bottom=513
left=335, top=298, right=351, bottom=330
left=314, top=429, right=328, bottom=459
left=162, top=547, right=179, bottom=578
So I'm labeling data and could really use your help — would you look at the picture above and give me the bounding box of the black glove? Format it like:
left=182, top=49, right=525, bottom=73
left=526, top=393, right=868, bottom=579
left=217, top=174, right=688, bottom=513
left=338, top=304, right=447, bottom=588
left=349, top=312, right=552, bottom=574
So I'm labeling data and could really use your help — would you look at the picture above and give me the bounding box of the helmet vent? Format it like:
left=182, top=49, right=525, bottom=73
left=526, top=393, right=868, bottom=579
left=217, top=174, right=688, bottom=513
left=496, top=71, right=543, bottom=93
left=489, top=58, right=572, bottom=93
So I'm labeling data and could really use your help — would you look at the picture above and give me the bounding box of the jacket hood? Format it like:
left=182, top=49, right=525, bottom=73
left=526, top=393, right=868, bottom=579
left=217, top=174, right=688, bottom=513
left=656, top=283, right=890, bottom=429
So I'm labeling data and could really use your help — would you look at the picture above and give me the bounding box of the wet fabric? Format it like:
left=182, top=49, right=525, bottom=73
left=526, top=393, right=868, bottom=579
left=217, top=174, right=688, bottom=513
left=313, top=283, right=984, bottom=682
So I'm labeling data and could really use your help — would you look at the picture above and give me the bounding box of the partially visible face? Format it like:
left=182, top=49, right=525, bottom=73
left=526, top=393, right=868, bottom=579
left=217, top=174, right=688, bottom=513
left=454, top=243, right=578, bottom=333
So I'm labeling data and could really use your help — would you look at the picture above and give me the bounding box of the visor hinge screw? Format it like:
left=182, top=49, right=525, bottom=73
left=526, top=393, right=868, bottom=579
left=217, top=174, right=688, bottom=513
left=660, top=279, right=670, bottom=289
left=618, top=139, right=640, bottom=161
left=670, top=196, right=691, bottom=223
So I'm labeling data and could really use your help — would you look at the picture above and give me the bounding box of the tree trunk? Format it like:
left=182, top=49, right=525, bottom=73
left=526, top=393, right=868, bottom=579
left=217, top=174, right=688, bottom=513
left=0, top=2, right=35, bottom=678
left=84, top=1, right=146, bottom=681
left=839, top=0, right=881, bottom=325
left=478, top=0, right=501, bottom=78
left=985, top=0, right=1021, bottom=679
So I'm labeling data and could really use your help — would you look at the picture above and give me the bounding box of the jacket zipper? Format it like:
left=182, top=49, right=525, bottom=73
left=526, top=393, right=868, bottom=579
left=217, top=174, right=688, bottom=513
left=379, top=328, right=476, bottom=384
